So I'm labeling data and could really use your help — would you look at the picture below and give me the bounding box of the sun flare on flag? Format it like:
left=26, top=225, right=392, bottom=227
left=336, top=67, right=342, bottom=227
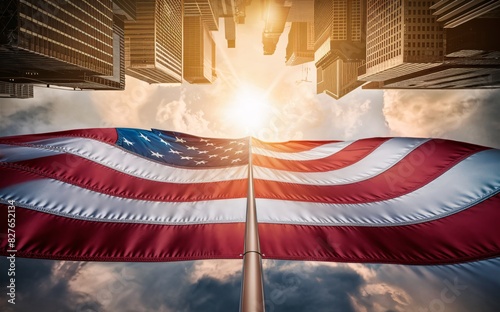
left=226, top=84, right=271, bottom=134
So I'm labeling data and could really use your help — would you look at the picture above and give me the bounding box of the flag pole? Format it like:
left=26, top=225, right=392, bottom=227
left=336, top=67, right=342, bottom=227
left=240, top=136, right=265, bottom=312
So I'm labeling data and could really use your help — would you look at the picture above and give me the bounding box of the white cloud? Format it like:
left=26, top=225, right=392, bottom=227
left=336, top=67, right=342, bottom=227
left=155, top=89, right=216, bottom=136
left=189, top=260, right=242, bottom=283
left=383, top=89, right=485, bottom=138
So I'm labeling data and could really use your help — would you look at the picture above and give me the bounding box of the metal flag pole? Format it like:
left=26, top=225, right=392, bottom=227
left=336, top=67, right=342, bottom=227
left=240, top=136, right=265, bottom=312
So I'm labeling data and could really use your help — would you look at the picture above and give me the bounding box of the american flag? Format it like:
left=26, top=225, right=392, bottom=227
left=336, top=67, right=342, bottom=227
left=1, top=128, right=500, bottom=264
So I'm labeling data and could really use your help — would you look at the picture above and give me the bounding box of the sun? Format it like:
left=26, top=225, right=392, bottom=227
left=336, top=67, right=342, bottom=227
left=226, top=84, right=271, bottom=134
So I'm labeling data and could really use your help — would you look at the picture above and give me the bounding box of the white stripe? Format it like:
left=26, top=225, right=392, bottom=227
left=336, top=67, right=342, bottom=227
left=0, top=144, right=63, bottom=162
left=0, top=179, right=246, bottom=224
left=252, top=141, right=353, bottom=160
left=253, top=138, right=429, bottom=185
left=2, top=138, right=247, bottom=183
left=256, top=149, right=500, bottom=226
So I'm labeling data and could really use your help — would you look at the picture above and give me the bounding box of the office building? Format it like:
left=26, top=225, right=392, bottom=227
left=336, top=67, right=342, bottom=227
left=184, top=0, right=219, bottom=30
left=285, top=22, right=314, bottom=65
left=362, top=1, right=500, bottom=90
left=125, top=0, right=183, bottom=84
left=314, top=0, right=366, bottom=99
left=262, top=0, right=291, bottom=55
left=219, top=0, right=237, bottom=47
left=317, top=59, right=365, bottom=99
left=0, top=0, right=115, bottom=86
left=287, top=0, right=314, bottom=22
left=183, top=15, right=217, bottom=83
left=113, top=0, right=137, bottom=20
left=431, top=0, right=500, bottom=28
left=0, top=82, right=33, bottom=99
left=362, top=15, right=500, bottom=90
left=358, top=0, right=445, bottom=82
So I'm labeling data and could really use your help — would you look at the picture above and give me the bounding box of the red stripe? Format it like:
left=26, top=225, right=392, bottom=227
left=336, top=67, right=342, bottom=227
left=0, top=155, right=247, bottom=201
left=0, top=128, right=118, bottom=145
left=252, top=138, right=389, bottom=172
left=259, top=193, right=500, bottom=264
left=252, top=138, right=341, bottom=153
left=0, top=206, right=244, bottom=261
left=254, top=140, right=487, bottom=203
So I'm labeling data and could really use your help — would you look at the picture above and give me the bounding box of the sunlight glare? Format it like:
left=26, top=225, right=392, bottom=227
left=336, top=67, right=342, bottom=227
left=227, top=84, right=271, bottom=134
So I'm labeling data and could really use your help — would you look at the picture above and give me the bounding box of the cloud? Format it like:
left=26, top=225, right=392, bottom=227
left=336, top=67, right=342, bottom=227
left=263, top=260, right=365, bottom=312
left=383, top=89, right=500, bottom=148
left=0, top=89, right=100, bottom=136
left=155, top=88, right=216, bottom=137
left=0, top=258, right=103, bottom=312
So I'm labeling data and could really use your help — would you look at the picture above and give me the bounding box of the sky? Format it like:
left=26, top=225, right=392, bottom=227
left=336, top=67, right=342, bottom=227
left=1, top=1, right=500, bottom=311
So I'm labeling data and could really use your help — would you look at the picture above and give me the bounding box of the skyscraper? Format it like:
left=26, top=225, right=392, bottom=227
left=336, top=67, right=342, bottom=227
left=361, top=1, right=500, bottom=90
left=125, top=0, right=183, bottom=84
left=285, top=22, right=314, bottom=66
left=113, top=0, right=137, bottom=21
left=314, top=0, right=366, bottom=99
left=286, top=0, right=314, bottom=22
left=184, top=0, right=219, bottom=30
left=183, top=0, right=219, bottom=84
left=183, top=15, right=217, bottom=83
left=262, top=0, right=291, bottom=55
left=0, top=0, right=115, bottom=87
left=0, top=82, right=33, bottom=99
left=358, top=0, right=445, bottom=82
left=431, top=0, right=500, bottom=28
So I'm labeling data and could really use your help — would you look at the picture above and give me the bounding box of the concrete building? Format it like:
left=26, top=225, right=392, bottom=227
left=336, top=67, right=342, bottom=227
left=0, top=0, right=116, bottom=87
left=184, top=0, right=219, bottom=30
left=431, top=0, right=500, bottom=28
left=183, top=15, right=217, bottom=83
left=113, top=0, right=137, bottom=20
left=0, top=82, right=33, bottom=99
left=362, top=2, right=500, bottom=90
left=314, top=0, right=366, bottom=99
left=125, top=0, right=183, bottom=84
left=358, top=0, right=445, bottom=82
left=286, top=22, right=314, bottom=65
left=262, top=0, right=291, bottom=55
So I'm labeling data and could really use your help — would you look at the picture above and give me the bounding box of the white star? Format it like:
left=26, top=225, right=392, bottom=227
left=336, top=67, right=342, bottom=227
left=224, top=148, right=233, bottom=152
left=200, top=138, right=209, bottom=142
left=175, top=137, right=186, bottom=143
left=123, top=138, right=134, bottom=146
left=160, top=138, right=170, bottom=146
left=195, top=160, right=207, bottom=165
left=238, top=142, right=245, bottom=146
left=169, top=148, right=182, bottom=155
left=231, top=158, right=241, bottom=163
left=151, top=151, right=163, bottom=158
left=181, top=156, right=193, bottom=160
left=187, top=146, right=199, bottom=150
left=206, top=142, right=215, bottom=146
left=139, top=133, right=151, bottom=142
left=221, top=156, right=229, bottom=160
left=214, top=146, right=223, bottom=150
left=230, top=141, right=237, bottom=144
left=198, top=150, right=208, bottom=154
left=209, top=154, right=218, bottom=158
left=235, top=150, right=243, bottom=154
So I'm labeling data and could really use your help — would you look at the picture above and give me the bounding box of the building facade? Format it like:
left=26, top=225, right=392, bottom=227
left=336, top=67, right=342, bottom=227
left=0, top=0, right=115, bottom=85
left=431, top=0, right=500, bottom=28
left=285, top=22, right=314, bottom=65
left=359, top=0, right=445, bottom=82
left=183, top=15, right=216, bottom=83
left=314, top=0, right=366, bottom=99
left=0, top=82, right=33, bottom=99
left=361, top=1, right=500, bottom=90
left=125, top=0, right=183, bottom=84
